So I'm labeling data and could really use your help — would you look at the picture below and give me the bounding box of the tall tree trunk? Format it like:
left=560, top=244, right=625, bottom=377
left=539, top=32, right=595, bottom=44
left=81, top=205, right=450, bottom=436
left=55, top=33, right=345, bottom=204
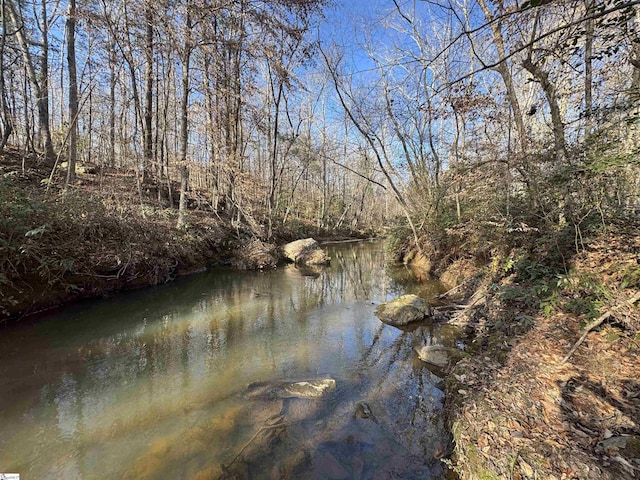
left=477, top=0, right=529, bottom=154
left=109, top=41, right=116, bottom=167
left=0, top=0, right=13, bottom=151
left=267, top=66, right=283, bottom=240
left=584, top=0, right=594, bottom=136
left=203, top=53, right=220, bottom=210
left=177, top=5, right=192, bottom=229
left=143, top=0, right=153, bottom=181
left=522, top=57, right=567, bottom=162
left=65, top=0, right=78, bottom=187
left=38, top=0, right=55, bottom=162
left=119, top=0, right=144, bottom=174
left=5, top=0, right=55, bottom=162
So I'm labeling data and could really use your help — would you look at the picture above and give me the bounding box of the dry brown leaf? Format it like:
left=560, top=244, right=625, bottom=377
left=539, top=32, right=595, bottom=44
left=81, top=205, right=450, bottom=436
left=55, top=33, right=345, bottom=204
left=520, top=460, right=534, bottom=478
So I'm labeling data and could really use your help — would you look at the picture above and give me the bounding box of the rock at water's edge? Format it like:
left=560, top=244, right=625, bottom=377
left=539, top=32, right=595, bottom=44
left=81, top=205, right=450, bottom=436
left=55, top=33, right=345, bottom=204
left=375, top=294, right=432, bottom=327
left=415, top=345, right=451, bottom=368
left=282, top=238, right=330, bottom=265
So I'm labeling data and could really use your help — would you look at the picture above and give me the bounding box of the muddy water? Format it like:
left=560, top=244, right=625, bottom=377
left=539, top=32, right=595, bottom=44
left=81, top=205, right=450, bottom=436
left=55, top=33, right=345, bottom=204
left=0, top=241, right=459, bottom=479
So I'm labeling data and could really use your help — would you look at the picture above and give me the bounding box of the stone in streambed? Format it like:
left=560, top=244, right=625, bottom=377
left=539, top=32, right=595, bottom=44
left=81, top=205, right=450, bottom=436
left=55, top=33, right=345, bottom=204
left=282, top=238, right=330, bottom=265
left=375, top=295, right=432, bottom=328
left=245, top=378, right=336, bottom=400
left=415, top=345, right=451, bottom=368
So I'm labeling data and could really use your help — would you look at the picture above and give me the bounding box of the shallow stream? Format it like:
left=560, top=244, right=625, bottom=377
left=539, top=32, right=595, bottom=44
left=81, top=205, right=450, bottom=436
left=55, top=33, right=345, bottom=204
left=0, top=241, right=460, bottom=479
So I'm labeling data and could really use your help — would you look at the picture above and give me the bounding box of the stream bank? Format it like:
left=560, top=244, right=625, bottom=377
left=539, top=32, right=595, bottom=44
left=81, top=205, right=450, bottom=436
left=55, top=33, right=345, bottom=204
left=0, top=150, right=369, bottom=322
left=395, top=224, right=640, bottom=479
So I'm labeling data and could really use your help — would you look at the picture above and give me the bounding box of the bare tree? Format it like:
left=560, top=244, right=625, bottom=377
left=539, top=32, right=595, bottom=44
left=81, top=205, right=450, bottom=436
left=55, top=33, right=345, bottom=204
left=65, top=0, right=79, bottom=186
left=177, top=1, right=193, bottom=229
left=5, top=0, right=56, bottom=162
left=0, top=0, right=13, bottom=151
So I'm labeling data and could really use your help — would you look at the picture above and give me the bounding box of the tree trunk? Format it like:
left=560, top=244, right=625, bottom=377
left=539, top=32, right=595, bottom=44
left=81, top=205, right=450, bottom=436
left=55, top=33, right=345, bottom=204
left=143, top=0, right=153, bottom=181
left=38, top=0, right=55, bottom=162
left=267, top=66, right=283, bottom=240
left=0, top=0, right=13, bottom=152
left=203, top=53, right=220, bottom=210
left=177, top=5, right=192, bottom=229
left=5, top=0, right=55, bottom=162
left=109, top=41, right=116, bottom=167
left=177, top=164, right=189, bottom=228
left=65, top=0, right=78, bottom=187
left=584, top=1, right=594, bottom=136
left=477, top=0, right=529, bottom=154
left=522, top=57, right=567, bottom=162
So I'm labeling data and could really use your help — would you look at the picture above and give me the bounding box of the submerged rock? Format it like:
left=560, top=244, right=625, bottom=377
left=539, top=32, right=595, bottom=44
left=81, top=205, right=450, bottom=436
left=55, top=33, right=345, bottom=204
left=282, top=238, right=331, bottom=265
left=311, top=425, right=433, bottom=480
left=354, top=401, right=373, bottom=419
left=285, top=263, right=324, bottom=278
left=245, top=378, right=337, bottom=400
left=375, top=294, right=432, bottom=328
left=415, top=345, right=451, bottom=368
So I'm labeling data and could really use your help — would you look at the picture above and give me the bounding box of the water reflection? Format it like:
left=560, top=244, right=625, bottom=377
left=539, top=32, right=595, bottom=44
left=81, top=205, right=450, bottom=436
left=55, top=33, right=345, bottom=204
left=0, top=241, right=453, bottom=479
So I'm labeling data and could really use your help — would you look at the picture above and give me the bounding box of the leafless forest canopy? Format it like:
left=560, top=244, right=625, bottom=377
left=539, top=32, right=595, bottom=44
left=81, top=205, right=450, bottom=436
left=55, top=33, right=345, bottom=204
left=1, top=0, right=639, bottom=235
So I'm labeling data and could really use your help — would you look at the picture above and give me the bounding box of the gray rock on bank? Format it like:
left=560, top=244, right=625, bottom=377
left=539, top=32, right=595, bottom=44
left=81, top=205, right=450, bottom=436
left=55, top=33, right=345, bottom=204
left=282, top=238, right=330, bottom=265
left=375, top=294, right=432, bottom=328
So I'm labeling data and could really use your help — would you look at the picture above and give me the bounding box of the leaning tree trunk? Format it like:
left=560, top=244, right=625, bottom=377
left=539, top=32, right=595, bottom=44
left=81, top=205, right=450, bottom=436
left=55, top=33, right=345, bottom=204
left=521, top=57, right=567, bottom=163
left=477, top=0, right=530, bottom=155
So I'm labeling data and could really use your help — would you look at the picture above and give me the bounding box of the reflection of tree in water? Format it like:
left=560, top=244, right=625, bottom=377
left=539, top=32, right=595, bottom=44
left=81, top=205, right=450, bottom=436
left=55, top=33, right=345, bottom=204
left=0, top=242, right=453, bottom=479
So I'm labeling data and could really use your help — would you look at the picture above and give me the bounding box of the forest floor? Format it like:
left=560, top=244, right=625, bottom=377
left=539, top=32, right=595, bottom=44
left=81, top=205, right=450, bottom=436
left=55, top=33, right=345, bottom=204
left=0, top=149, right=362, bottom=322
left=434, top=228, right=640, bottom=479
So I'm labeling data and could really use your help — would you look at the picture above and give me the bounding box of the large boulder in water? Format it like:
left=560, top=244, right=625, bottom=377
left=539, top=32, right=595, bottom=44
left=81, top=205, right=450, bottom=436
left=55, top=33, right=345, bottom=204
left=282, top=238, right=330, bottom=265
left=375, top=294, right=432, bottom=328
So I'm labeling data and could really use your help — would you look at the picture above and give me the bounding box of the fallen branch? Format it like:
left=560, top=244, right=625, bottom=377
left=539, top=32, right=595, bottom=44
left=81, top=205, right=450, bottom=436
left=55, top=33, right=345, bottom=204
left=434, top=304, right=467, bottom=311
left=562, top=291, right=640, bottom=364
left=320, top=238, right=372, bottom=245
left=437, top=276, right=473, bottom=299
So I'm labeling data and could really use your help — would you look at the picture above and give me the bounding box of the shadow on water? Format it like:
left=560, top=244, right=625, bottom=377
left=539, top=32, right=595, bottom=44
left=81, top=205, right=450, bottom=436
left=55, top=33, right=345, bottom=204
left=0, top=241, right=459, bottom=479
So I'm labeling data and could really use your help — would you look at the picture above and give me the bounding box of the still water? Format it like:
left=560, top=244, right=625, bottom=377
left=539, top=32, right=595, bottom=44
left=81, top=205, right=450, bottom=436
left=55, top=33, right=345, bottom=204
left=0, top=241, right=459, bottom=479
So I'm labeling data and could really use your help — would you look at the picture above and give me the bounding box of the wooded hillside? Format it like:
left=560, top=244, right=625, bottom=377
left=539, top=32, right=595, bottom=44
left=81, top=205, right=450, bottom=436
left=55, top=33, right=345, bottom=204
left=1, top=0, right=639, bottom=239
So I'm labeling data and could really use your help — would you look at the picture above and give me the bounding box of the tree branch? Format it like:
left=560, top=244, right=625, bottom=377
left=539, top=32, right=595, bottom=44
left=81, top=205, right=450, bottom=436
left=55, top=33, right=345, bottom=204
left=562, top=291, right=640, bottom=364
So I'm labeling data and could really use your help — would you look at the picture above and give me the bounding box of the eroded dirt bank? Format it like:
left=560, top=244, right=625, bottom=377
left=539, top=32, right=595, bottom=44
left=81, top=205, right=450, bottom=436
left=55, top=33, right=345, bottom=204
left=398, top=225, right=640, bottom=479
left=0, top=150, right=366, bottom=322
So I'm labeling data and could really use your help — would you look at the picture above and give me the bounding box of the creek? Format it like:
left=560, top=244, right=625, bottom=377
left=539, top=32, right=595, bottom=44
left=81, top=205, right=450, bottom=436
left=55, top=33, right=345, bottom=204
left=0, top=241, right=461, bottom=479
